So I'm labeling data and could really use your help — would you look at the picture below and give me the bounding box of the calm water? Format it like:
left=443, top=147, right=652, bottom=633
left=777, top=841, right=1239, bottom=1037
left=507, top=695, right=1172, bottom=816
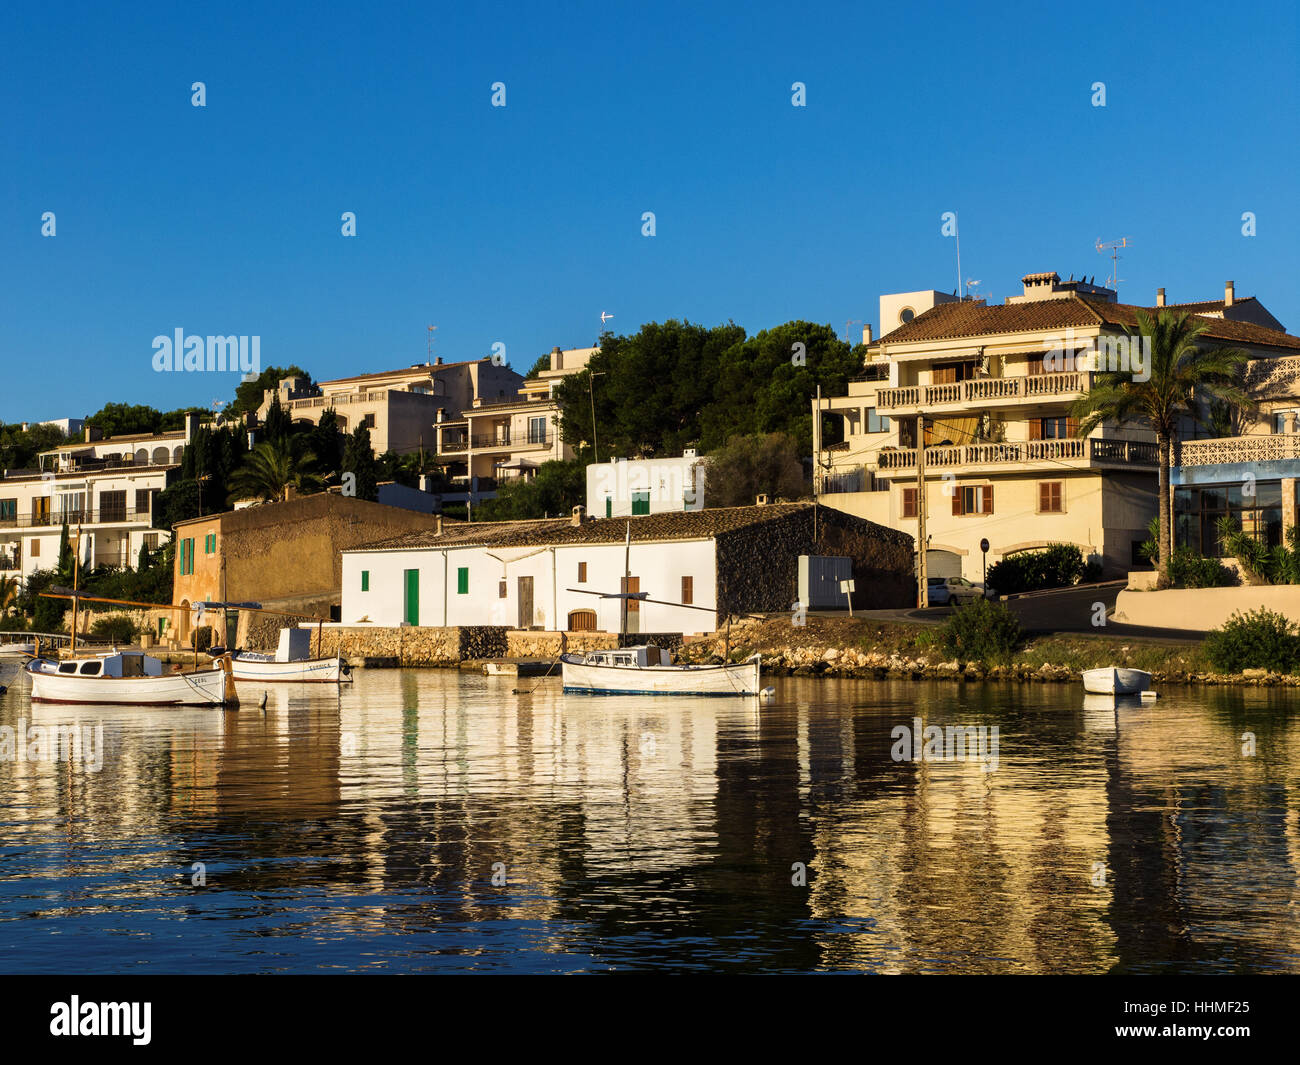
left=2, top=668, right=1299, bottom=974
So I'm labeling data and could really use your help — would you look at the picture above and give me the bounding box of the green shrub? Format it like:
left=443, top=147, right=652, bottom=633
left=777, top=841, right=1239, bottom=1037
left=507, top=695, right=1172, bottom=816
left=190, top=625, right=214, bottom=652
left=1167, top=547, right=1236, bottom=589
left=1217, top=517, right=1300, bottom=585
left=90, top=615, right=137, bottom=643
left=985, top=544, right=1085, bottom=595
left=939, top=597, right=1022, bottom=667
left=1205, top=608, right=1300, bottom=674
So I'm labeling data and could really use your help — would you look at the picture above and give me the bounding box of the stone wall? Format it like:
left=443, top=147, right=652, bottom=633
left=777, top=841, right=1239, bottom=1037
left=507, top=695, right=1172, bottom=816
left=715, top=505, right=913, bottom=615
left=310, top=625, right=509, bottom=666
left=503, top=630, right=684, bottom=658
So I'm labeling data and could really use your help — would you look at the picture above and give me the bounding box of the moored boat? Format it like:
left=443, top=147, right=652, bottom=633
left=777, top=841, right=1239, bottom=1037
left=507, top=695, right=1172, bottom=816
left=226, top=627, right=349, bottom=683
left=1081, top=666, right=1152, bottom=695
left=26, top=651, right=237, bottom=706
left=561, top=644, right=761, bottom=696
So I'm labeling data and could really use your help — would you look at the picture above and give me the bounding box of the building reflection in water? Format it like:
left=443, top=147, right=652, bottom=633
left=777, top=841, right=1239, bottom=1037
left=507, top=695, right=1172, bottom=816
left=2, top=672, right=1298, bottom=972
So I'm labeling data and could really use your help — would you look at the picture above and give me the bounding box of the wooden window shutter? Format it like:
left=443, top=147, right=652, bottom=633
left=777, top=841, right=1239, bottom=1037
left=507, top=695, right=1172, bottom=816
left=982, top=485, right=994, bottom=513
left=952, top=489, right=962, bottom=516
left=1039, top=482, right=1050, bottom=511
left=1066, top=417, right=1078, bottom=437
left=1029, top=419, right=1042, bottom=441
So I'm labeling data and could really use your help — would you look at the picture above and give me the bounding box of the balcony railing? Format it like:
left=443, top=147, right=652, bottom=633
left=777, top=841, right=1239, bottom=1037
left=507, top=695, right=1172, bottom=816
left=471, top=433, right=512, bottom=449
left=439, top=438, right=469, bottom=453
left=0, top=507, right=152, bottom=529
left=1178, top=433, right=1300, bottom=467
left=875, top=438, right=1156, bottom=470
left=876, top=372, right=1086, bottom=410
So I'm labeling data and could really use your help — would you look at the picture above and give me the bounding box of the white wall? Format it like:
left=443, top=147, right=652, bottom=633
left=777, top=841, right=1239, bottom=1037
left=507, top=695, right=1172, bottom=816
left=586, top=456, right=706, bottom=516
left=344, top=539, right=718, bottom=632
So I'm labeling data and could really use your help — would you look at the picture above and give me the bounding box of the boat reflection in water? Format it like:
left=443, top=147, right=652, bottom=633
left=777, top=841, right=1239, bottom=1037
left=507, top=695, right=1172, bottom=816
left=2, top=671, right=1300, bottom=973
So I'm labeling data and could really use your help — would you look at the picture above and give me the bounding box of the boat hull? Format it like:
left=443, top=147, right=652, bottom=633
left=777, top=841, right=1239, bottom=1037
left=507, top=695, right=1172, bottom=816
left=1081, top=667, right=1152, bottom=695
left=27, top=663, right=231, bottom=706
left=560, top=655, right=761, bottom=696
left=231, top=655, right=343, bottom=683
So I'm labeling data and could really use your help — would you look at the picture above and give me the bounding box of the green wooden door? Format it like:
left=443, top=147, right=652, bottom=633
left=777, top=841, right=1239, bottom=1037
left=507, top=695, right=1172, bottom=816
left=404, top=569, right=419, bottom=626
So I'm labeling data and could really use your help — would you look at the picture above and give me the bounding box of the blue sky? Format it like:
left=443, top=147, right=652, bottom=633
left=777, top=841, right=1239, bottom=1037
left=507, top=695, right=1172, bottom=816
left=2, top=0, right=1296, bottom=423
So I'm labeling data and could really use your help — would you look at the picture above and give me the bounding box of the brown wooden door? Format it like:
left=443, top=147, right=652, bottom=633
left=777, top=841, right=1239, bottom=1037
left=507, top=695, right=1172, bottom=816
left=517, top=576, right=534, bottom=629
left=621, top=576, right=640, bottom=634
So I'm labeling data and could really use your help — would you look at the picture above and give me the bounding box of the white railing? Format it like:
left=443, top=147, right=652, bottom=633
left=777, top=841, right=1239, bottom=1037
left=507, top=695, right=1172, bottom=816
left=876, top=372, right=1086, bottom=410
left=1179, top=433, right=1300, bottom=467
left=875, top=437, right=1153, bottom=470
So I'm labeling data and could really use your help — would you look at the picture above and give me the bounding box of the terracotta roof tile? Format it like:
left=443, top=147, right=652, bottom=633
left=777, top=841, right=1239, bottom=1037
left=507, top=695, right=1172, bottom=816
left=346, top=502, right=885, bottom=552
left=872, top=296, right=1300, bottom=352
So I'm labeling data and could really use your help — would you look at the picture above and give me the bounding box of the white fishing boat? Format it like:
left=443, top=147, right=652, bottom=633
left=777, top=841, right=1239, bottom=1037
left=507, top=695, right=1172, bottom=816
left=228, top=627, right=349, bottom=683
left=561, top=644, right=762, bottom=696
left=1081, top=666, right=1152, bottom=696
left=0, top=639, right=36, bottom=657
left=26, top=651, right=237, bottom=706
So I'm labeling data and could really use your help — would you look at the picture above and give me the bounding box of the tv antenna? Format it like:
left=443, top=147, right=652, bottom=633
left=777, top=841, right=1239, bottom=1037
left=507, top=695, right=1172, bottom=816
left=844, top=319, right=862, bottom=344
left=427, top=324, right=438, bottom=361
left=1095, top=237, right=1131, bottom=293
left=965, top=278, right=984, bottom=302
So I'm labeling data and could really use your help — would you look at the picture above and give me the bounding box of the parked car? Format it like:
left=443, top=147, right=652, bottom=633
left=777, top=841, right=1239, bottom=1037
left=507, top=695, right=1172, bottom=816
left=926, top=576, right=995, bottom=606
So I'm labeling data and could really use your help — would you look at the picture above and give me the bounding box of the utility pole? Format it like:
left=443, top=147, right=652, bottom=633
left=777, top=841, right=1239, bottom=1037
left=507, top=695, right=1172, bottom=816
left=588, top=371, right=605, bottom=464
left=813, top=385, right=822, bottom=498
left=916, top=414, right=928, bottom=608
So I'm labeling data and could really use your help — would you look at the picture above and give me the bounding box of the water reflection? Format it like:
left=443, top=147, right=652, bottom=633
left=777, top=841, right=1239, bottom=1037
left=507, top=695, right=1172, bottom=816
left=1, top=671, right=1298, bottom=973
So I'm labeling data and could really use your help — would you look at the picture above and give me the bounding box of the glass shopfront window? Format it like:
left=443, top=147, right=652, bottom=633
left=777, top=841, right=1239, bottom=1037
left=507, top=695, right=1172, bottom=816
left=1175, top=480, right=1282, bottom=556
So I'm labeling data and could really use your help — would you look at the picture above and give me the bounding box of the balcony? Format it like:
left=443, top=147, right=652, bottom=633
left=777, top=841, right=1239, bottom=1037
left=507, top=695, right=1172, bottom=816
left=876, top=372, right=1086, bottom=412
left=470, top=433, right=512, bottom=449
left=0, top=507, right=152, bottom=529
left=1177, top=433, right=1300, bottom=467
left=876, top=437, right=1157, bottom=472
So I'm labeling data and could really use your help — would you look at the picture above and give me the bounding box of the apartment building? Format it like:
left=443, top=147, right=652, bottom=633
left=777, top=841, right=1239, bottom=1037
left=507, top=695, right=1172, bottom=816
left=1172, top=348, right=1300, bottom=557
left=815, top=273, right=1300, bottom=579
left=0, top=417, right=198, bottom=584
left=436, top=346, right=596, bottom=485
left=258, top=357, right=524, bottom=456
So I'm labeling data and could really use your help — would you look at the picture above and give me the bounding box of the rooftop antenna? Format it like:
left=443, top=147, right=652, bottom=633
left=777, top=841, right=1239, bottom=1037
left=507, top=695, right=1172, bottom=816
left=1095, top=237, right=1131, bottom=294
left=427, top=324, right=437, bottom=362
left=844, top=319, right=862, bottom=343
left=965, top=278, right=984, bottom=302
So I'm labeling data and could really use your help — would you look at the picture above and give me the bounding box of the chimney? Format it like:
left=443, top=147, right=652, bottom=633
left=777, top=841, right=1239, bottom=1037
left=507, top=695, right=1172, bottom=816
left=571, top=504, right=586, bottom=527
left=1225, top=281, right=1235, bottom=307
left=755, top=494, right=769, bottom=506
left=1156, top=288, right=1166, bottom=307
left=184, top=409, right=201, bottom=443
left=84, top=425, right=102, bottom=443
left=435, top=356, right=443, bottom=365
left=862, top=324, right=873, bottom=345
left=434, top=514, right=443, bottom=536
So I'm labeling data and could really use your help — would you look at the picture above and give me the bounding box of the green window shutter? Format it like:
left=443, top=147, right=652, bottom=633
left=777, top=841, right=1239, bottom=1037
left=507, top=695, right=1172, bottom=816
left=457, top=567, right=469, bottom=594
left=404, top=569, right=420, bottom=626
left=605, top=496, right=612, bottom=518
left=361, top=570, right=369, bottom=592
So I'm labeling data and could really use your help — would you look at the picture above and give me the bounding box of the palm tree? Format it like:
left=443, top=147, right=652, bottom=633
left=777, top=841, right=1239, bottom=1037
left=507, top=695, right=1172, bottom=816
left=227, top=439, right=324, bottom=504
left=1071, top=309, right=1253, bottom=587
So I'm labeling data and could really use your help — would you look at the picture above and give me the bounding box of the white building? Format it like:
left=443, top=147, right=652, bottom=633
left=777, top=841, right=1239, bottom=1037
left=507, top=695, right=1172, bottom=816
left=341, top=502, right=913, bottom=632
left=585, top=450, right=708, bottom=517
left=0, top=417, right=198, bottom=584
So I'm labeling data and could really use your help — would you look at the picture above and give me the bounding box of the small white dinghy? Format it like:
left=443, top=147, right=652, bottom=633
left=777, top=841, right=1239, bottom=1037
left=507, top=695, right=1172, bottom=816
left=1081, top=666, right=1152, bottom=696
left=561, top=644, right=761, bottom=697
left=27, top=651, right=237, bottom=706
left=229, top=627, right=349, bottom=684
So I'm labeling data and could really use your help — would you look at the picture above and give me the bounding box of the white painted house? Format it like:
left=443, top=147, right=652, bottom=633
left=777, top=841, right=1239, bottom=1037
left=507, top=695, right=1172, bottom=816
left=341, top=502, right=914, bottom=633
left=585, top=450, right=708, bottom=518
